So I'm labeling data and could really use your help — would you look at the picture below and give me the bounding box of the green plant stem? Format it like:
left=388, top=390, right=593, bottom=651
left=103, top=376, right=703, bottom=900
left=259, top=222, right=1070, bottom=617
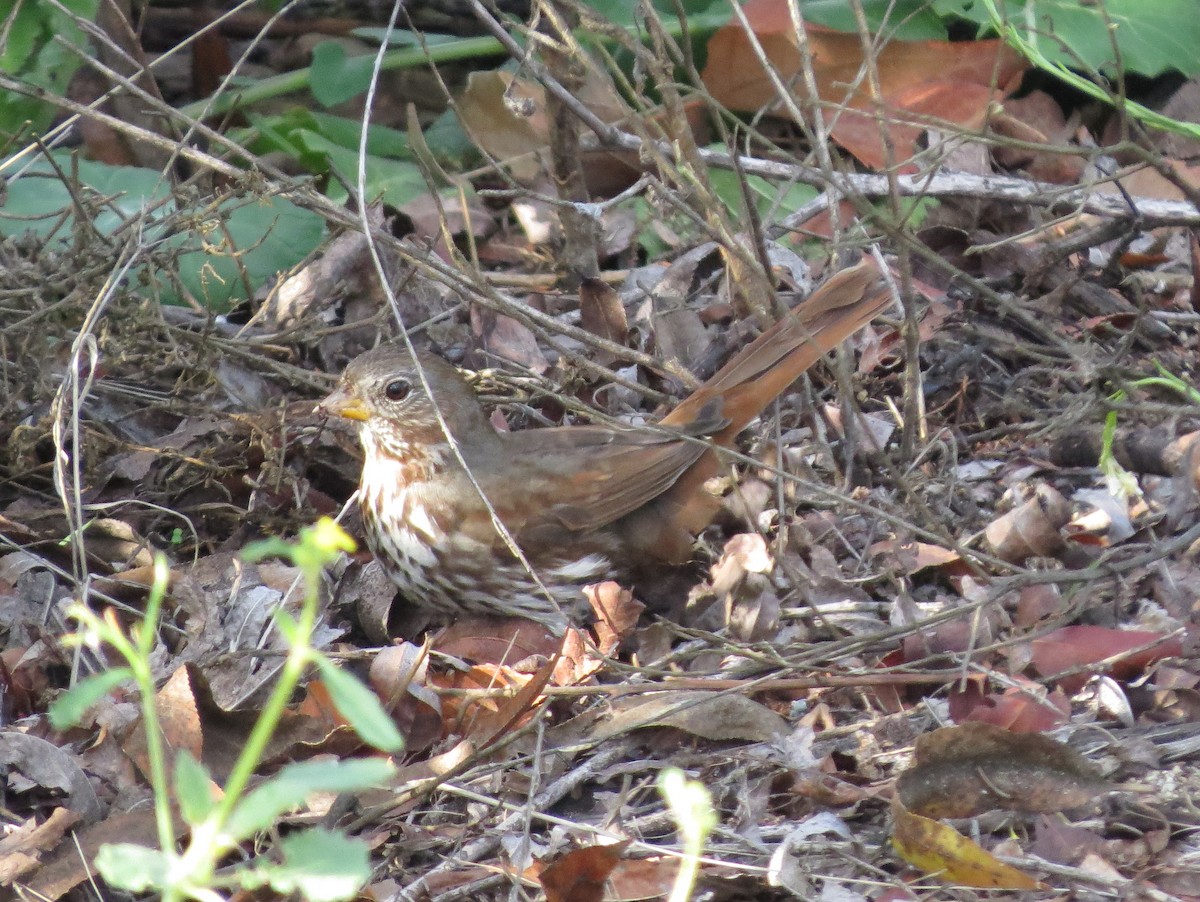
left=1130, top=375, right=1200, bottom=404
left=215, top=574, right=319, bottom=813
left=981, top=0, right=1200, bottom=141
left=180, top=36, right=505, bottom=121
left=668, top=853, right=701, bottom=902
left=172, top=569, right=322, bottom=896
left=177, top=12, right=733, bottom=122
left=134, top=561, right=176, bottom=862
left=129, top=651, right=177, bottom=857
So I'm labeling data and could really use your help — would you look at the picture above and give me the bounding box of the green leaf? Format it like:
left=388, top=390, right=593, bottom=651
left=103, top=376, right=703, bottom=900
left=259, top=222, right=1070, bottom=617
left=797, top=0, right=949, bottom=40
left=305, top=112, right=411, bottom=159
left=586, top=0, right=727, bottom=25
left=0, top=150, right=323, bottom=310
left=174, top=750, right=218, bottom=826
left=167, top=194, right=326, bottom=310
left=294, top=131, right=428, bottom=207
left=95, top=843, right=172, bottom=892
left=0, top=0, right=99, bottom=139
left=240, top=111, right=315, bottom=162
left=627, top=197, right=672, bottom=260
left=351, top=27, right=459, bottom=46
left=238, top=110, right=413, bottom=189
left=247, top=828, right=371, bottom=901
left=224, top=758, right=395, bottom=841
left=938, top=0, right=1200, bottom=78
left=48, top=668, right=133, bottom=730
left=0, top=154, right=173, bottom=242
left=423, top=109, right=478, bottom=170
left=313, top=656, right=405, bottom=752
left=708, top=164, right=819, bottom=221
left=309, top=41, right=379, bottom=108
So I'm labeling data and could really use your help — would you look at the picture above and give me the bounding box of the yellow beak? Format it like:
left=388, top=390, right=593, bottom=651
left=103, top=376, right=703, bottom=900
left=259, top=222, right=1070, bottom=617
left=317, top=386, right=369, bottom=422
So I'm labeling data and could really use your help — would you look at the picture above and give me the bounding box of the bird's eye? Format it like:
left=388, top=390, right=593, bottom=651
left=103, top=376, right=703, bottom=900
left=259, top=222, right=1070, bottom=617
left=384, top=379, right=411, bottom=402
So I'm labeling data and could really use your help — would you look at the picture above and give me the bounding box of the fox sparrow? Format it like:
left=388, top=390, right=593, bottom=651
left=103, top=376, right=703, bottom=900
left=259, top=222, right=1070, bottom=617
left=319, top=258, right=892, bottom=629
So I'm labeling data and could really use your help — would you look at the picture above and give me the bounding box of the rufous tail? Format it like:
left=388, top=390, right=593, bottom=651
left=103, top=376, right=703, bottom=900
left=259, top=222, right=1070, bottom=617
left=629, top=256, right=893, bottom=559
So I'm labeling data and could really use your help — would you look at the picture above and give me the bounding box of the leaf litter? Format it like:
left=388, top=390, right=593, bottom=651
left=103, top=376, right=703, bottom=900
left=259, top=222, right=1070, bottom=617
left=4, top=2, right=1200, bottom=899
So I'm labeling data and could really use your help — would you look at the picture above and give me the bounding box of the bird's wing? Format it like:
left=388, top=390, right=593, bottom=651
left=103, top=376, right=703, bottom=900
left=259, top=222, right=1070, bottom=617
left=476, top=423, right=714, bottom=539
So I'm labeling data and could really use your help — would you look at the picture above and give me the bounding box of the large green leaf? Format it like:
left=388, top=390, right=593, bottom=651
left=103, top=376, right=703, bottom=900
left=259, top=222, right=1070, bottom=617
left=312, top=656, right=405, bottom=753
left=0, top=152, right=326, bottom=311
left=0, top=156, right=173, bottom=241
left=174, top=751, right=218, bottom=826
left=937, top=0, right=1200, bottom=77
left=309, top=41, right=381, bottom=108
left=798, top=0, right=949, bottom=40
left=295, top=131, right=428, bottom=207
left=0, top=0, right=100, bottom=140
left=95, top=844, right=171, bottom=892
left=168, top=194, right=326, bottom=310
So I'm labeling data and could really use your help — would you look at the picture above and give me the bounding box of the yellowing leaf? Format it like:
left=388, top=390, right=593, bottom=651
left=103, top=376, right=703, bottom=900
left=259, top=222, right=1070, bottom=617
left=891, top=797, right=1042, bottom=889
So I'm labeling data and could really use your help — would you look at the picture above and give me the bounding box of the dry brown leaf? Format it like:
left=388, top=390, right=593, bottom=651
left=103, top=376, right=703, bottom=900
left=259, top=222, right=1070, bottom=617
left=868, top=539, right=961, bottom=577
left=552, top=625, right=606, bottom=687
left=366, top=643, right=443, bottom=756
left=469, top=306, right=549, bottom=373
left=172, top=552, right=343, bottom=712
left=1014, top=583, right=1064, bottom=627
left=897, top=722, right=1108, bottom=820
left=17, top=807, right=167, bottom=899
left=983, top=483, right=1070, bottom=562
left=703, top=4, right=1024, bottom=170
left=123, top=666, right=203, bottom=784
left=456, top=69, right=632, bottom=193
left=579, top=277, right=630, bottom=366
left=592, top=691, right=787, bottom=742
left=900, top=614, right=994, bottom=665
left=711, top=534, right=780, bottom=641
left=1027, top=814, right=1108, bottom=867
left=948, top=681, right=1071, bottom=733
left=457, top=71, right=548, bottom=182
left=1092, top=159, right=1200, bottom=205
left=434, top=663, right=533, bottom=738
left=539, top=840, right=631, bottom=902
left=467, top=651, right=558, bottom=748
left=0, top=732, right=102, bottom=824
left=434, top=616, right=562, bottom=665
left=603, top=856, right=680, bottom=902
left=992, top=91, right=1085, bottom=184
left=585, top=581, right=644, bottom=652
left=1030, top=625, right=1184, bottom=694
left=0, top=808, right=80, bottom=885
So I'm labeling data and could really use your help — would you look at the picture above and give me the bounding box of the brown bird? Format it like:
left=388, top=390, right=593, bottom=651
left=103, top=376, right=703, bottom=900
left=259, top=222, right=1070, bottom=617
left=319, top=257, right=892, bottom=630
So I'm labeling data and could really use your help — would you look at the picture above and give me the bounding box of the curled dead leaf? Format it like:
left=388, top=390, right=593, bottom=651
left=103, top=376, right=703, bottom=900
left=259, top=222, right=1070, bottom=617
left=896, top=722, right=1108, bottom=819
left=984, top=483, right=1069, bottom=562
left=539, top=840, right=631, bottom=902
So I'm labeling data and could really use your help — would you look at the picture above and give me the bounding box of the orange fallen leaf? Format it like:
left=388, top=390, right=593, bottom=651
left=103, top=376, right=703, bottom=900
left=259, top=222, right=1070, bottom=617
left=1031, top=625, right=1183, bottom=693
left=539, top=840, right=631, bottom=902
left=868, top=539, right=961, bottom=576
left=948, top=681, right=1071, bottom=733
left=467, top=651, right=558, bottom=748
left=703, top=1, right=1024, bottom=170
